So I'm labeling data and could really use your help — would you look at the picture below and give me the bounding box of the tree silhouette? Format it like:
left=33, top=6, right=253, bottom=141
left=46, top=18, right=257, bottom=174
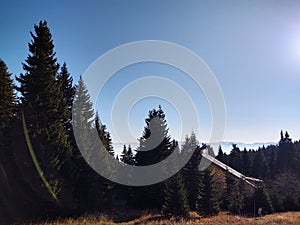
left=134, top=106, right=172, bottom=209
left=181, top=132, right=202, bottom=210
left=57, top=62, right=74, bottom=132
left=253, top=184, right=273, bottom=215
left=0, top=59, right=15, bottom=129
left=120, top=145, right=135, bottom=165
left=162, top=172, right=189, bottom=217
left=196, top=169, right=220, bottom=216
left=16, top=21, right=72, bottom=210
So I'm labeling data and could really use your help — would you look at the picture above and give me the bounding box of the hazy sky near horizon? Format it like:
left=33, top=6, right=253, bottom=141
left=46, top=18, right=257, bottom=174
left=1, top=0, right=300, bottom=144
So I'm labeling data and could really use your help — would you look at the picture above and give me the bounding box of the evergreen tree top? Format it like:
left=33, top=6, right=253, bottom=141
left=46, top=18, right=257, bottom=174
left=24, top=20, right=58, bottom=73
left=280, top=130, right=292, bottom=144
left=0, top=59, right=15, bottom=128
left=142, top=106, right=170, bottom=140
left=17, top=20, right=60, bottom=107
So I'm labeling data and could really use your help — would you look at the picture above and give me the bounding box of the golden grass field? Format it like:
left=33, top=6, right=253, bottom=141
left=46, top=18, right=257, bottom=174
left=23, top=211, right=300, bottom=225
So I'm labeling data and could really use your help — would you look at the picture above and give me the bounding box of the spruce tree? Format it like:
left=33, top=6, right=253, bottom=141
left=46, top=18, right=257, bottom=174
left=181, top=132, right=201, bottom=210
left=0, top=59, right=15, bottom=223
left=57, top=62, right=74, bottom=132
left=252, top=150, right=269, bottom=179
left=225, top=173, right=245, bottom=214
left=72, top=76, right=94, bottom=211
left=72, top=76, right=96, bottom=171
left=17, top=21, right=61, bottom=131
left=277, top=130, right=296, bottom=172
left=253, top=184, right=273, bottom=215
left=269, top=148, right=277, bottom=178
left=120, top=145, right=128, bottom=163
left=72, top=76, right=94, bottom=157
left=72, top=77, right=113, bottom=211
left=229, top=144, right=242, bottom=172
left=242, top=148, right=251, bottom=176
left=120, top=145, right=135, bottom=165
left=126, top=145, right=135, bottom=165
left=196, top=169, right=220, bottom=217
left=94, top=111, right=116, bottom=187
left=162, top=172, right=189, bottom=217
left=216, top=145, right=224, bottom=162
left=16, top=21, right=72, bottom=205
left=95, top=110, right=116, bottom=202
left=0, top=59, right=15, bottom=129
left=118, top=145, right=135, bottom=205
left=135, top=105, right=171, bottom=166
left=134, top=105, right=172, bottom=209
left=16, top=21, right=72, bottom=164
left=95, top=111, right=114, bottom=156
left=0, top=59, right=15, bottom=174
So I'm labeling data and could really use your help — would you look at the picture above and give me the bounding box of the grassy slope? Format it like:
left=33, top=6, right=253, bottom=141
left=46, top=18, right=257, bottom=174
left=23, top=211, right=300, bottom=225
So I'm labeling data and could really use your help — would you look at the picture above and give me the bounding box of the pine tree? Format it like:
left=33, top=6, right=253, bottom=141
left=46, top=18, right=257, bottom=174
left=253, top=184, right=273, bottom=215
left=0, top=59, right=15, bottom=223
left=120, top=145, right=135, bottom=165
left=229, top=144, right=242, bottom=172
left=242, top=148, right=251, bottom=176
left=277, top=130, right=296, bottom=172
left=134, top=106, right=172, bottom=209
left=225, top=173, right=245, bottom=214
left=0, top=58, right=15, bottom=168
left=269, top=148, right=277, bottom=178
left=71, top=76, right=96, bottom=211
left=72, top=77, right=114, bottom=211
left=16, top=21, right=72, bottom=164
left=196, top=169, right=220, bottom=217
left=17, top=21, right=61, bottom=131
left=15, top=21, right=72, bottom=206
left=95, top=111, right=114, bottom=156
left=120, top=145, right=127, bottom=163
left=135, top=105, right=171, bottom=166
left=57, top=62, right=74, bottom=132
left=216, top=145, right=224, bottom=162
left=252, top=149, right=269, bottom=179
left=0, top=59, right=15, bottom=129
left=126, top=145, right=135, bottom=165
left=72, top=76, right=94, bottom=153
left=94, top=111, right=116, bottom=194
left=118, top=144, right=135, bottom=206
left=162, top=172, right=189, bottom=217
left=181, top=132, right=201, bottom=210
left=72, top=76, right=96, bottom=171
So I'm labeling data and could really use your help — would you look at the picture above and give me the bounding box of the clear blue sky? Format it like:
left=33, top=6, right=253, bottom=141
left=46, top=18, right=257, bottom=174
left=1, top=0, right=300, bottom=144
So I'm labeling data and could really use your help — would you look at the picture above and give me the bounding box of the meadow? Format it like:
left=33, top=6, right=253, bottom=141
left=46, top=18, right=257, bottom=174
left=23, top=211, right=300, bottom=225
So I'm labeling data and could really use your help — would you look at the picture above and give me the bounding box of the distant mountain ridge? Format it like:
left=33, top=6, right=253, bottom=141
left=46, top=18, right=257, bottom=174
left=112, top=141, right=277, bottom=156
left=215, top=141, right=276, bottom=154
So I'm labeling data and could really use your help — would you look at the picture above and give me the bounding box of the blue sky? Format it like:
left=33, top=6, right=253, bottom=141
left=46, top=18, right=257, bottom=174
left=1, top=0, right=300, bottom=144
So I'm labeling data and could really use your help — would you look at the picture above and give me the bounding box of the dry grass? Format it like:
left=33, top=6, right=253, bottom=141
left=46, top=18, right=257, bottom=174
left=22, top=211, right=300, bottom=225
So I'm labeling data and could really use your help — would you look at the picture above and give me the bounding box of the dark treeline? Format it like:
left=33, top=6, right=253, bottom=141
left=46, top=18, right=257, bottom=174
left=216, top=132, right=300, bottom=213
left=0, top=21, right=300, bottom=224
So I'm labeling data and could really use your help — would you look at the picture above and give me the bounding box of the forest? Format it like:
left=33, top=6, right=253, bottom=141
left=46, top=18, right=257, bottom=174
left=0, top=21, right=300, bottom=224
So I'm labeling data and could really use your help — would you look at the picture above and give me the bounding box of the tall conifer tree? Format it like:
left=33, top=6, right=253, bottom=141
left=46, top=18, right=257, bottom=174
left=57, top=62, right=74, bottom=132
left=120, top=145, right=135, bottom=165
left=181, top=132, right=202, bottom=210
left=196, top=169, right=220, bottom=216
left=162, top=172, right=189, bottom=217
left=16, top=21, right=72, bottom=204
left=0, top=59, right=15, bottom=223
left=0, top=59, right=15, bottom=130
left=134, top=106, right=172, bottom=209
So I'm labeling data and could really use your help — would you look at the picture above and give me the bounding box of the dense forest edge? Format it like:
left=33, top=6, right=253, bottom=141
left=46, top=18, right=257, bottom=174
left=0, top=20, right=300, bottom=224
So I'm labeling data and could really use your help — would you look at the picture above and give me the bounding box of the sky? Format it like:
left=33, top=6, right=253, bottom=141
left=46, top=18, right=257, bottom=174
left=1, top=0, right=300, bottom=145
